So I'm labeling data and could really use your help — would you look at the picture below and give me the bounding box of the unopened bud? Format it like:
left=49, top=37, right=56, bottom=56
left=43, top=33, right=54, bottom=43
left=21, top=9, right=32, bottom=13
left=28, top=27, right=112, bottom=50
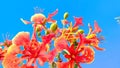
left=36, top=27, right=40, bottom=32
left=45, top=30, right=50, bottom=35
left=50, top=23, right=58, bottom=32
left=77, top=29, right=84, bottom=34
left=37, top=32, right=41, bottom=37
left=36, top=25, right=43, bottom=32
left=51, top=62, right=56, bottom=68
left=64, top=12, right=69, bottom=19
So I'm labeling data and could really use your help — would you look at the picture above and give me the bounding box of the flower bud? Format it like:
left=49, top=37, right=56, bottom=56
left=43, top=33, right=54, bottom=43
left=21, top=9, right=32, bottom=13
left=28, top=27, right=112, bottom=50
left=73, top=39, right=78, bottom=46
left=64, top=12, right=69, bottom=19
left=72, top=26, right=79, bottom=32
left=36, top=27, right=40, bottom=32
left=45, top=30, right=50, bottom=35
left=51, top=62, right=57, bottom=68
left=77, top=29, right=84, bottom=34
left=36, top=25, right=43, bottom=32
left=50, top=23, right=58, bottom=32
left=37, top=32, right=41, bottom=37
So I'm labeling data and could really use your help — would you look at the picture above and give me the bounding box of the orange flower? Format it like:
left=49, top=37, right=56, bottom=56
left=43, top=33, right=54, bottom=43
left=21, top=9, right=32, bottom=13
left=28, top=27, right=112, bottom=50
left=54, top=34, right=95, bottom=68
left=1, top=9, right=105, bottom=68
left=3, top=32, right=49, bottom=68
left=56, top=44, right=94, bottom=68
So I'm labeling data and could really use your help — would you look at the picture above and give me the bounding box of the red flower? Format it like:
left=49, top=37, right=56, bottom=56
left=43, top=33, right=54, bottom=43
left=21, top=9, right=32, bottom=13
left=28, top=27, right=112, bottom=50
left=3, top=32, right=49, bottom=68
left=54, top=34, right=95, bottom=68
left=1, top=9, right=105, bottom=68
left=86, top=22, right=104, bottom=50
left=57, top=44, right=94, bottom=68
left=74, top=17, right=83, bottom=27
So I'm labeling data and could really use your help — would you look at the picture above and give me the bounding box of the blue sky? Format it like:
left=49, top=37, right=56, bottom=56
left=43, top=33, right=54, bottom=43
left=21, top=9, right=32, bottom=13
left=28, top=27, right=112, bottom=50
left=0, top=0, right=120, bottom=68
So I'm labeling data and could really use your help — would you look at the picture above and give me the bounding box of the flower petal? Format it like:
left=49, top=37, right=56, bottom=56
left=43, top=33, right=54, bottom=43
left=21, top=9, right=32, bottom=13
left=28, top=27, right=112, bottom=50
left=41, top=33, right=55, bottom=44
left=57, top=62, right=69, bottom=68
left=47, top=9, right=58, bottom=23
left=92, top=21, right=102, bottom=33
left=20, top=18, right=32, bottom=25
left=27, top=58, right=35, bottom=67
left=21, top=64, right=34, bottom=68
left=54, top=36, right=69, bottom=52
left=38, top=56, right=47, bottom=66
left=77, top=46, right=95, bottom=64
left=48, top=49, right=57, bottom=63
left=2, top=44, right=21, bottom=68
left=12, top=32, right=30, bottom=46
left=31, top=13, right=46, bottom=24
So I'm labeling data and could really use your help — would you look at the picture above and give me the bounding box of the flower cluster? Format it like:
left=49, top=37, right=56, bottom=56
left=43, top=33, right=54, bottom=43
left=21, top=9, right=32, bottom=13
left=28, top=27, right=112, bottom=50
left=0, top=9, right=104, bottom=68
